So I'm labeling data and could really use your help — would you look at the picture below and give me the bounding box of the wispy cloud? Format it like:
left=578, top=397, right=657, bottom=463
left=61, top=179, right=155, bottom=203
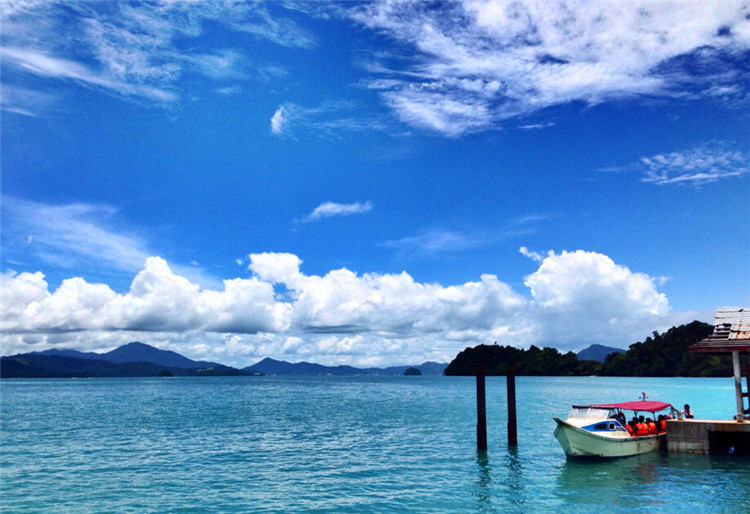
left=350, top=1, right=750, bottom=135
left=1, top=197, right=219, bottom=289
left=519, top=246, right=546, bottom=263
left=639, top=143, right=750, bottom=186
left=383, top=228, right=481, bottom=256
left=303, top=201, right=373, bottom=222
left=0, top=46, right=177, bottom=103
left=2, top=197, right=152, bottom=273
left=228, top=7, right=317, bottom=49
left=270, top=101, right=388, bottom=137
left=384, top=216, right=546, bottom=258
left=0, top=2, right=313, bottom=114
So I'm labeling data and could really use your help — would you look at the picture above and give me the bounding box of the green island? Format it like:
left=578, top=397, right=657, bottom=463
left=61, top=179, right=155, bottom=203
left=444, top=321, right=729, bottom=377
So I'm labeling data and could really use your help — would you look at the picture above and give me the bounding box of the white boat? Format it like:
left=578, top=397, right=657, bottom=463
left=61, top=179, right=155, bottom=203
left=553, top=400, right=676, bottom=458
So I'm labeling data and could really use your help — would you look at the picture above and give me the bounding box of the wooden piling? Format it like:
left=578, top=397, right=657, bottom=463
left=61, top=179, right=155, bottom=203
left=733, top=351, right=744, bottom=421
left=476, top=365, right=487, bottom=450
left=507, top=365, right=517, bottom=446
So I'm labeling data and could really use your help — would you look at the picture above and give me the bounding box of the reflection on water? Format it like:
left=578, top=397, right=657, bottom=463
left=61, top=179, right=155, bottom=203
left=556, top=451, right=664, bottom=508
left=474, top=450, right=493, bottom=512
left=474, top=447, right=527, bottom=514
left=504, top=447, right=526, bottom=512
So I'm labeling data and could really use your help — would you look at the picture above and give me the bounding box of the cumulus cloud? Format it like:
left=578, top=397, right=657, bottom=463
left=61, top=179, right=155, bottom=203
left=1, top=257, right=291, bottom=336
left=303, top=201, right=373, bottom=222
left=1, top=249, right=687, bottom=367
left=639, top=142, right=750, bottom=185
left=523, top=249, right=671, bottom=347
left=350, top=1, right=750, bottom=135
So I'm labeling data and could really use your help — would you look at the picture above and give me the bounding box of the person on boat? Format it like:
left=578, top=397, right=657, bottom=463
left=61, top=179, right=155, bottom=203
left=626, top=420, right=636, bottom=436
left=646, top=418, right=657, bottom=435
left=636, top=417, right=648, bottom=436
left=657, top=415, right=667, bottom=433
left=683, top=404, right=694, bottom=419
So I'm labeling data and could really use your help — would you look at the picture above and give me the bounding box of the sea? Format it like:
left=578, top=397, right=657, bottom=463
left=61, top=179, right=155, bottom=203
left=1, top=375, right=748, bottom=513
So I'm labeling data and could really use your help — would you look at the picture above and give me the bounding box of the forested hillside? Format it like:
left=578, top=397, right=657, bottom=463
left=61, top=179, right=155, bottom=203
left=445, top=321, right=731, bottom=377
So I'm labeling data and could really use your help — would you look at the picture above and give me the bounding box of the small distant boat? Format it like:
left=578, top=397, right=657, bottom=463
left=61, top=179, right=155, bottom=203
left=553, top=399, right=677, bottom=458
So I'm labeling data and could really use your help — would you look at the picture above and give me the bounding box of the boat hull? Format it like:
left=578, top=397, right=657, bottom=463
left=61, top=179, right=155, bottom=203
left=553, top=418, right=662, bottom=458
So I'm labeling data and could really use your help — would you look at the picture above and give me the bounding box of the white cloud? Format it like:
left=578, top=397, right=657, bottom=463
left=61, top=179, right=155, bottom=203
left=269, top=101, right=387, bottom=137
left=1, top=257, right=290, bottom=336
left=639, top=142, right=750, bottom=185
left=270, top=106, right=288, bottom=134
left=2, top=249, right=687, bottom=367
left=0, top=2, right=312, bottom=111
left=519, top=246, right=545, bottom=263
left=228, top=7, right=317, bottom=49
left=523, top=249, right=671, bottom=347
left=303, top=201, right=373, bottom=222
left=525, top=250, right=669, bottom=315
left=382, top=89, right=493, bottom=137
left=4, top=1, right=749, bottom=130
left=350, top=1, right=750, bottom=135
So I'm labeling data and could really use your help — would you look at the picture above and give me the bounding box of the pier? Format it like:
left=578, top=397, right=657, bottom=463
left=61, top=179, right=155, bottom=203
left=667, top=308, right=750, bottom=455
left=666, top=419, right=750, bottom=455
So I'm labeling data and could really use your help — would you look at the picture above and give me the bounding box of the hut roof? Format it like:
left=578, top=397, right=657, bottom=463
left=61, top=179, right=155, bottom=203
left=690, top=308, right=750, bottom=353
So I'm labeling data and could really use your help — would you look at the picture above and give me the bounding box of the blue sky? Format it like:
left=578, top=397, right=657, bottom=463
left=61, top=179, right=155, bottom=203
left=2, top=1, right=749, bottom=367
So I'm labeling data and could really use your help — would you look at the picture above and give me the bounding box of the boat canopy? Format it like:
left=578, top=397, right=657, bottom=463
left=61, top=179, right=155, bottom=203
left=590, top=400, right=672, bottom=412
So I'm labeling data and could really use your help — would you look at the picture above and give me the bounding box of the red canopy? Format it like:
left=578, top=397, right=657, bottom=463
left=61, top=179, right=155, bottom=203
left=591, top=400, right=672, bottom=412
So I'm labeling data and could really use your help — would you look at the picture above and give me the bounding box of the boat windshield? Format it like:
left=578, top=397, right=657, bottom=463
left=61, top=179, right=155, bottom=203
left=568, top=407, right=613, bottom=419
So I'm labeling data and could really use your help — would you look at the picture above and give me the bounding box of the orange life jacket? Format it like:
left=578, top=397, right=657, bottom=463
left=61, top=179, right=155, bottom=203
left=648, top=422, right=656, bottom=434
left=636, top=422, right=647, bottom=435
left=659, top=420, right=667, bottom=432
left=625, top=424, right=634, bottom=435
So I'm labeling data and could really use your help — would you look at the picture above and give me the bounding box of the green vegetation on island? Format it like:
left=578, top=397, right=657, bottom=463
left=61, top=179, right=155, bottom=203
left=445, top=321, right=731, bottom=377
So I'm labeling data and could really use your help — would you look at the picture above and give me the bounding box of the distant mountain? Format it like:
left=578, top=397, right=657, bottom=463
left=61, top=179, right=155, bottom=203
left=244, top=358, right=446, bottom=376
left=2, top=342, right=258, bottom=378
left=35, top=342, right=223, bottom=369
left=577, top=344, right=625, bottom=363
left=33, top=348, right=102, bottom=360
left=99, top=342, right=222, bottom=369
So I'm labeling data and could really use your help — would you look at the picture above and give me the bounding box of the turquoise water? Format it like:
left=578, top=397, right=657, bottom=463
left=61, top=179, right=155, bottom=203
left=1, top=376, right=748, bottom=512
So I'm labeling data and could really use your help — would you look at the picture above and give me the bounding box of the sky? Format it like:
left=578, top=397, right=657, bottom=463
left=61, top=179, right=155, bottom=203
left=1, top=0, right=749, bottom=368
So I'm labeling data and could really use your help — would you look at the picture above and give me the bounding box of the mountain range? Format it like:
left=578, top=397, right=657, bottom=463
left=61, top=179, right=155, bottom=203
left=0, top=342, right=447, bottom=378
left=244, top=357, right=446, bottom=376
left=1, top=341, right=619, bottom=379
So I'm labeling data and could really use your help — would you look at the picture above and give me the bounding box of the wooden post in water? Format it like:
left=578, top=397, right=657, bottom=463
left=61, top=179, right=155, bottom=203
left=733, top=351, right=744, bottom=421
left=476, top=365, right=487, bottom=450
left=507, top=365, right=518, bottom=446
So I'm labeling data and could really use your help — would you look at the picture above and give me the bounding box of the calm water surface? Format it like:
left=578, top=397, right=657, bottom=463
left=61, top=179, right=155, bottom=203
left=1, top=376, right=748, bottom=512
